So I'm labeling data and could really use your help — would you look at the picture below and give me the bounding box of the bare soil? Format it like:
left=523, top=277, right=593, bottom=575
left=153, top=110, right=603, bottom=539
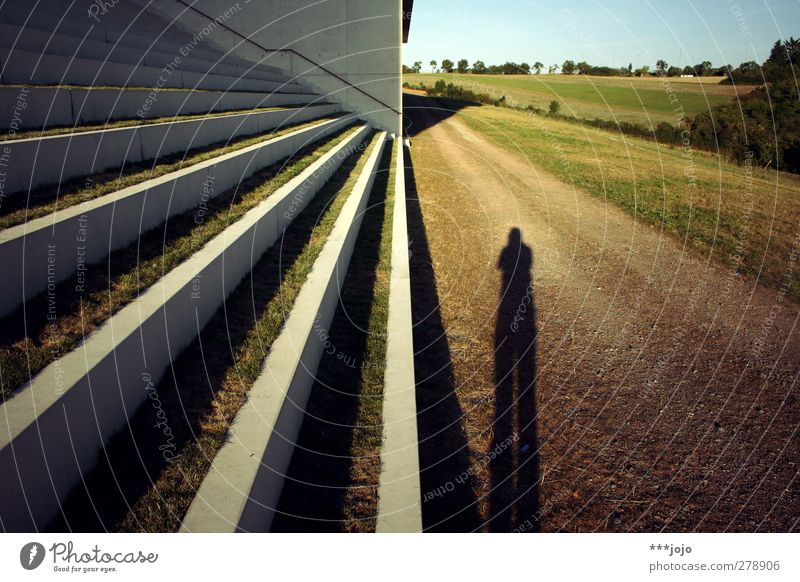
left=404, top=92, right=800, bottom=532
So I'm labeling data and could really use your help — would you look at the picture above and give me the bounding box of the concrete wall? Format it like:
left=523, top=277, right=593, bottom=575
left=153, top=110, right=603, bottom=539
left=0, top=87, right=322, bottom=131
left=0, top=113, right=345, bottom=318
left=0, top=102, right=337, bottom=196
left=181, top=131, right=387, bottom=533
left=0, top=122, right=367, bottom=532
left=144, top=0, right=403, bottom=134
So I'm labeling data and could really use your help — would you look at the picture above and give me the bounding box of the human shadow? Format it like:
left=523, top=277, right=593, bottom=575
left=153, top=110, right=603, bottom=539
left=489, top=228, right=541, bottom=532
left=405, top=148, right=483, bottom=532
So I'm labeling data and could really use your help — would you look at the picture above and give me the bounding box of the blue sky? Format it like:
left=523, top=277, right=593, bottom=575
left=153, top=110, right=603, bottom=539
left=403, top=0, right=800, bottom=69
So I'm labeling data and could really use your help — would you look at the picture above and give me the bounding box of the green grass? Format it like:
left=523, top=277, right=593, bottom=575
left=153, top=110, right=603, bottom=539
left=405, top=73, right=753, bottom=125
left=0, top=115, right=342, bottom=229
left=272, top=140, right=396, bottom=532
left=0, top=124, right=361, bottom=401
left=454, top=103, right=800, bottom=300
left=47, top=131, right=383, bottom=532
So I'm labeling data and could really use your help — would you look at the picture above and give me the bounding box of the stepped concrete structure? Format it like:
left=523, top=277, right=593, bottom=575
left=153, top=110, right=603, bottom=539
left=0, top=0, right=420, bottom=533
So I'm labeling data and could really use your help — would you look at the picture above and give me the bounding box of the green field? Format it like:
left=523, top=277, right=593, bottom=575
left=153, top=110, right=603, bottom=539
left=438, top=100, right=800, bottom=300
left=404, top=73, right=754, bottom=125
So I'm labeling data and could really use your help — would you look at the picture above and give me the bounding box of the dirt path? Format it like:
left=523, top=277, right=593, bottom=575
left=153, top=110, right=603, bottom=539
left=404, top=93, right=800, bottom=532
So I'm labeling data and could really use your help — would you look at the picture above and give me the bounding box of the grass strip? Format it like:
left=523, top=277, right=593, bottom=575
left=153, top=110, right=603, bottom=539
left=271, top=140, right=396, bottom=532
left=0, top=114, right=343, bottom=228
left=47, top=131, right=382, bottom=533
left=0, top=125, right=360, bottom=400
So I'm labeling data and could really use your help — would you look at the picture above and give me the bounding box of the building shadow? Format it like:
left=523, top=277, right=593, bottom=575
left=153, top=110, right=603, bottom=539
left=489, top=228, right=541, bottom=532
left=270, top=142, right=393, bottom=532
left=403, top=92, right=474, bottom=138
left=405, top=148, right=483, bottom=532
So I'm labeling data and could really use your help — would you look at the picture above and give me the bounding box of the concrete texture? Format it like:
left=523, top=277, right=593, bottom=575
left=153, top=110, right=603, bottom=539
left=0, top=112, right=347, bottom=318
left=0, top=124, right=371, bottom=532
left=147, top=0, right=403, bottom=133
left=375, top=141, right=421, bottom=532
left=0, top=0, right=286, bottom=77
left=180, top=131, right=388, bottom=533
left=0, top=86, right=323, bottom=131
left=0, top=102, right=340, bottom=195
left=0, top=22, right=294, bottom=85
left=0, top=47, right=313, bottom=94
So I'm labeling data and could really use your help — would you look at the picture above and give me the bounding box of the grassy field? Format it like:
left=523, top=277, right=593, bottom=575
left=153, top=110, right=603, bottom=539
left=425, top=97, right=800, bottom=300
left=404, top=73, right=755, bottom=125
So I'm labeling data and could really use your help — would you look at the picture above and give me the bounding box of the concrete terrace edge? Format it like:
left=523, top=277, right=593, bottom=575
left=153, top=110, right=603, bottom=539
left=0, top=102, right=341, bottom=195
left=0, top=47, right=313, bottom=94
left=179, top=131, right=388, bottom=533
left=375, top=140, right=422, bottom=532
left=0, top=111, right=348, bottom=318
left=0, top=124, right=371, bottom=532
left=0, top=86, right=323, bottom=131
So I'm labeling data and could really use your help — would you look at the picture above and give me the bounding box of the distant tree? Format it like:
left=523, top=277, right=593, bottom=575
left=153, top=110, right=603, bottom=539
left=457, top=59, right=470, bottom=74
left=739, top=60, right=759, bottom=72
left=548, top=100, right=561, bottom=115
left=472, top=60, right=487, bottom=74
left=533, top=61, right=544, bottom=74
left=666, top=66, right=682, bottom=77
left=429, top=60, right=438, bottom=73
left=687, top=37, right=800, bottom=173
left=656, top=59, right=668, bottom=74
left=628, top=62, right=633, bottom=75
left=637, top=65, right=650, bottom=77
left=694, top=60, right=713, bottom=76
left=682, top=65, right=694, bottom=75
left=561, top=59, right=577, bottom=74
left=549, top=63, right=559, bottom=74
left=576, top=61, right=591, bottom=75
left=587, top=66, right=618, bottom=76
left=519, top=62, right=531, bottom=74
left=412, top=61, right=422, bottom=74
left=441, top=59, right=455, bottom=73
left=402, top=64, right=414, bottom=74
left=763, top=37, right=799, bottom=82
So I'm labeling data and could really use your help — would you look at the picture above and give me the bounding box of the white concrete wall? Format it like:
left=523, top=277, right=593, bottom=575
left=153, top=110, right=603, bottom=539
left=143, top=0, right=403, bottom=134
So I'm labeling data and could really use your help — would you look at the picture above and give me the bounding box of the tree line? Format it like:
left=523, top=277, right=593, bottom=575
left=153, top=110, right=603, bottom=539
left=406, top=38, right=800, bottom=173
left=404, top=58, right=754, bottom=79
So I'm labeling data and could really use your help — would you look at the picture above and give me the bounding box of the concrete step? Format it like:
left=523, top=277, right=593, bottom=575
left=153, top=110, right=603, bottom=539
left=28, top=0, right=185, bottom=35
left=0, top=112, right=348, bottom=318
left=0, top=1, right=283, bottom=78
left=0, top=123, right=371, bottom=532
left=0, top=47, right=313, bottom=94
left=375, top=140, right=422, bottom=532
left=0, top=102, right=340, bottom=196
left=0, top=22, right=299, bottom=87
left=180, top=131, right=388, bottom=533
left=0, top=85, right=326, bottom=132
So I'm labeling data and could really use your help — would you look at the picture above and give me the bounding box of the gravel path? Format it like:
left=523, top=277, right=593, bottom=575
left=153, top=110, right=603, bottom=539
left=404, top=92, right=800, bottom=532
